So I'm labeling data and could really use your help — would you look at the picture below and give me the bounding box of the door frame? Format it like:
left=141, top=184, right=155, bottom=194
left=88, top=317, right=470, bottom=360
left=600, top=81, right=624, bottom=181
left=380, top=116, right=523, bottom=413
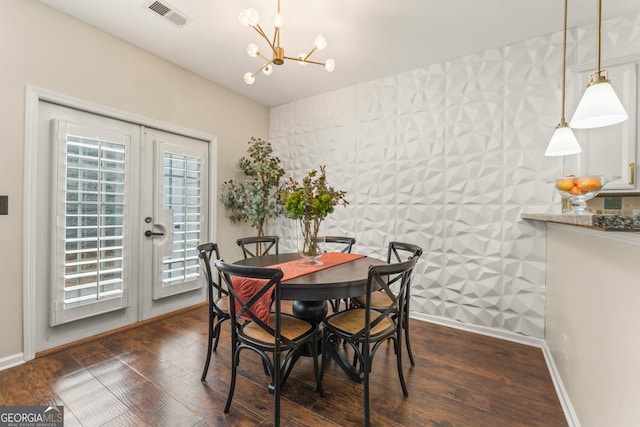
left=23, top=86, right=217, bottom=361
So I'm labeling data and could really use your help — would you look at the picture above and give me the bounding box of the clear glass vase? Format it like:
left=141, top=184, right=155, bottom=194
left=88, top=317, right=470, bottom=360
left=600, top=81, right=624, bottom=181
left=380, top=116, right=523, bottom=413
left=297, top=217, right=325, bottom=265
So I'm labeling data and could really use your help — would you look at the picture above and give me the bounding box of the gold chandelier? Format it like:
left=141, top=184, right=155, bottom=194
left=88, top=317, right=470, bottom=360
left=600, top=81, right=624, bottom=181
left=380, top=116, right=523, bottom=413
left=238, top=0, right=335, bottom=84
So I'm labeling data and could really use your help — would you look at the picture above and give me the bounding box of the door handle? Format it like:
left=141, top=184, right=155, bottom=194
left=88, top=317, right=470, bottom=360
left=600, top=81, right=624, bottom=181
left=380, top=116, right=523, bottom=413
left=145, top=230, right=164, bottom=237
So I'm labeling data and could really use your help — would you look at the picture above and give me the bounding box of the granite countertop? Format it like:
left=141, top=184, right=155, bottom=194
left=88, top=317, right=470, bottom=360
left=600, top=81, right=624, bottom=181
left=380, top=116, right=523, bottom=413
left=522, top=213, right=640, bottom=231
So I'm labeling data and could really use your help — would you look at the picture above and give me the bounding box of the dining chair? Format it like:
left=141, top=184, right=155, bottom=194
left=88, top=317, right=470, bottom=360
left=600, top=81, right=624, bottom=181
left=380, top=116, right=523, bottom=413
left=236, top=235, right=279, bottom=259
left=196, top=242, right=230, bottom=382
left=322, top=236, right=356, bottom=253
left=352, top=241, right=423, bottom=366
left=321, top=236, right=356, bottom=312
left=319, top=258, right=418, bottom=427
left=214, top=260, right=323, bottom=427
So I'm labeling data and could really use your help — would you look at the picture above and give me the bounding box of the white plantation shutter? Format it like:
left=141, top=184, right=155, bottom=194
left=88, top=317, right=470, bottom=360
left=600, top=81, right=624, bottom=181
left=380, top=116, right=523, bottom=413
left=162, top=152, right=202, bottom=286
left=151, top=133, right=208, bottom=299
left=51, top=120, right=131, bottom=325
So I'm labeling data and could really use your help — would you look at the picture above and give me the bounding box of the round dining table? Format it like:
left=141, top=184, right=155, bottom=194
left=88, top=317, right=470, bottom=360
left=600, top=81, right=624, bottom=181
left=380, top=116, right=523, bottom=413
left=234, top=252, right=387, bottom=324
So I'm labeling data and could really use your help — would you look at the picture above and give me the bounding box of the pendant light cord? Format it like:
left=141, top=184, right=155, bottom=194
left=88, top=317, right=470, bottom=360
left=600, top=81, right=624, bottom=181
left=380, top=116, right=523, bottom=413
left=561, top=0, right=568, bottom=123
left=596, top=0, right=602, bottom=75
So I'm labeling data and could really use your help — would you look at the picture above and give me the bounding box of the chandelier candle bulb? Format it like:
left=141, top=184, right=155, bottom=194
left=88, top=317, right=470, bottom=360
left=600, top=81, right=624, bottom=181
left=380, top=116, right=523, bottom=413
left=247, top=43, right=259, bottom=57
left=324, top=59, right=335, bottom=72
left=244, top=72, right=255, bottom=84
left=314, top=35, right=327, bottom=50
left=238, top=8, right=259, bottom=27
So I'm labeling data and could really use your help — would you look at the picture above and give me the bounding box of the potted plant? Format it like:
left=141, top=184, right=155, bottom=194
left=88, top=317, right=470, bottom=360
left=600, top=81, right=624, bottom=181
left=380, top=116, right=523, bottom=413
left=278, top=166, right=348, bottom=265
left=221, top=137, right=285, bottom=237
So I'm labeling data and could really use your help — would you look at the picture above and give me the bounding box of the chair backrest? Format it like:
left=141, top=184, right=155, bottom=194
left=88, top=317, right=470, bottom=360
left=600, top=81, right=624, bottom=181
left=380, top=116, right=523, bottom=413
left=386, top=242, right=422, bottom=298
left=215, top=260, right=294, bottom=346
left=236, top=236, right=279, bottom=259
left=196, top=243, right=227, bottom=313
left=387, top=241, right=423, bottom=263
left=322, top=236, right=356, bottom=253
left=359, top=258, right=418, bottom=339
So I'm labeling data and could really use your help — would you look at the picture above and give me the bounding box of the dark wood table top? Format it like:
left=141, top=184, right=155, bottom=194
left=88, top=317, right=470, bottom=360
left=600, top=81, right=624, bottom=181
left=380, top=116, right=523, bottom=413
left=234, top=253, right=387, bottom=301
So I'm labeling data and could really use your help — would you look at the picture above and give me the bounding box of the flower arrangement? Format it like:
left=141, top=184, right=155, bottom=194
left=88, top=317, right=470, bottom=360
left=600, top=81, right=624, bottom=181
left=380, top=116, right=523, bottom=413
left=278, top=166, right=348, bottom=262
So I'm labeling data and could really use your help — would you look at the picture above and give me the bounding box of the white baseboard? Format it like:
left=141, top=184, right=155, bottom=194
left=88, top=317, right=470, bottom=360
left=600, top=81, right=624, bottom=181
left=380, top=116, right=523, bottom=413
left=0, top=352, right=25, bottom=371
left=538, top=339, right=581, bottom=427
left=411, top=312, right=580, bottom=427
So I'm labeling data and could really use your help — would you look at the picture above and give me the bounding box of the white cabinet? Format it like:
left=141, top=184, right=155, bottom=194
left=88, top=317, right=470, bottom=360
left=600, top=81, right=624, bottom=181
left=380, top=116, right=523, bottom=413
left=569, top=62, right=638, bottom=192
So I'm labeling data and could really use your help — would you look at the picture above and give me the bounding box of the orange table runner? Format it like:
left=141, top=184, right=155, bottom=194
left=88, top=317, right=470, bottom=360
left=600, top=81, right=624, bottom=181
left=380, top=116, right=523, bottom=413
left=269, top=252, right=365, bottom=282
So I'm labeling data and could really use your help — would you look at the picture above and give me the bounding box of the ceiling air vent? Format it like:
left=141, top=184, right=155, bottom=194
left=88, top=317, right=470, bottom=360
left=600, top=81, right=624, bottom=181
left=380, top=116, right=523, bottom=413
left=145, top=0, right=189, bottom=27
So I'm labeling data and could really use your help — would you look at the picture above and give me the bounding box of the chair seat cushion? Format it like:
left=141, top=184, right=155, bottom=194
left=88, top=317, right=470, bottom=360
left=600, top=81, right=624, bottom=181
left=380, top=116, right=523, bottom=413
left=215, top=295, right=229, bottom=312
left=325, top=308, right=393, bottom=335
left=353, top=291, right=392, bottom=309
left=243, top=313, right=315, bottom=343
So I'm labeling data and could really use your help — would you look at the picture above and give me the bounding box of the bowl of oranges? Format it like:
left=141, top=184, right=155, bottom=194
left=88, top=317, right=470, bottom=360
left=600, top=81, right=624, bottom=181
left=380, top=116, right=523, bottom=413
left=547, top=175, right=619, bottom=215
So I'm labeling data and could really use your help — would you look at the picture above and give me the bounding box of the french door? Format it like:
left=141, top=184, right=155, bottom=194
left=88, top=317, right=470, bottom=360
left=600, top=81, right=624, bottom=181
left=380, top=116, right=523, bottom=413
left=33, top=101, right=211, bottom=352
left=141, top=128, right=210, bottom=310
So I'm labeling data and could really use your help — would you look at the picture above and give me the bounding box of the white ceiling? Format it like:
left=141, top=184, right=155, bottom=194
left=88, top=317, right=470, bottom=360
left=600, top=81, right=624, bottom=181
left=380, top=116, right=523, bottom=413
left=38, top=0, right=640, bottom=107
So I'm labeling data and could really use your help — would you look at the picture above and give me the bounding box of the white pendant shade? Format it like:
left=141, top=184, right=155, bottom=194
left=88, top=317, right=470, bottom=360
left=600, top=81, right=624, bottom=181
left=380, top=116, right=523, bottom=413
left=545, top=123, right=582, bottom=156
left=570, top=80, right=628, bottom=129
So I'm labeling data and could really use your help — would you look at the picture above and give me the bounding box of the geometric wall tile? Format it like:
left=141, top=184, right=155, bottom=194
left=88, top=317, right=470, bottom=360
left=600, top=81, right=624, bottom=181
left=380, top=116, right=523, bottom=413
left=269, top=12, right=640, bottom=339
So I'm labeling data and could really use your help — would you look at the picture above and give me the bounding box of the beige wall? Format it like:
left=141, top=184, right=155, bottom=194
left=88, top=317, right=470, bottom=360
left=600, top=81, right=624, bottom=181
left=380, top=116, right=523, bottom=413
left=0, top=0, right=265, bottom=359
left=546, top=225, right=640, bottom=427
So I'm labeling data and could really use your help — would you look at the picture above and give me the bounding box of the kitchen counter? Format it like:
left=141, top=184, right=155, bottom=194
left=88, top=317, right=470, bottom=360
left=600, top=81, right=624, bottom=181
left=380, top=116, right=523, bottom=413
left=521, top=212, right=640, bottom=231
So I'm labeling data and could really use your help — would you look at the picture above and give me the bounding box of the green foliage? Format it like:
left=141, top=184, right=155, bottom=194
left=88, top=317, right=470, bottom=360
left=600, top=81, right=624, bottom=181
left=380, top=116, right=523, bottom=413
left=278, top=166, right=348, bottom=221
left=221, top=137, right=285, bottom=235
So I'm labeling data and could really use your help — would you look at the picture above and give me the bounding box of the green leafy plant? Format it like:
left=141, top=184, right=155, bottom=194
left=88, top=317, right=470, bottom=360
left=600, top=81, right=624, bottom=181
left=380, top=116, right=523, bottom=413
left=279, top=166, right=348, bottom=219
left=221, top=137, right=285, bottom=236
left=278, top=166, right=348, bottom=258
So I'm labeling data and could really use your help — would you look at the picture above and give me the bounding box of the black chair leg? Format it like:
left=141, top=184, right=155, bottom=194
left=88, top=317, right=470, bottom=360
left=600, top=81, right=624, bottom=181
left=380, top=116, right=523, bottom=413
left=362, top=344, right=371, bottom=427
left=212, top=320, right=222, bottom=352
left=262, top=358, right=270, bottom=376
left=273, top=350, right=282, bottom=427
left=319, top=329, right=329, bottom=383
left=404, top=313, right=415, bottom=366
left=394, top=336, right=408, bottom=396
left=201, top=317, right=215, bottom=382
left=311, top=333, right=324, bottom=397
left=224, top=348, right=240, bottom=413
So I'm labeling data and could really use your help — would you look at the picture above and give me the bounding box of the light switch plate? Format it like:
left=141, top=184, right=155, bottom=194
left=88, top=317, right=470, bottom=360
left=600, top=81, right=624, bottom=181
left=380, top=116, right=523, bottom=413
left=0, top=195, right=7, bottom=215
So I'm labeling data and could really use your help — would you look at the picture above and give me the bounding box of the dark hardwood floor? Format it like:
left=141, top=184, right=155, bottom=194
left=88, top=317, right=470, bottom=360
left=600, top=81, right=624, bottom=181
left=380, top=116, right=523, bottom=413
left=0, top=304, right=567, bottom=426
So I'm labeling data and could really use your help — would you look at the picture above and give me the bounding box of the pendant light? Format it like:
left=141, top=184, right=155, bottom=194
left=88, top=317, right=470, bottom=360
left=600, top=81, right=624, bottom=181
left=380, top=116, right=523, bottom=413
left=569, top=0, right=628, bottom=129
left=545, top=0, right=582, bottom=156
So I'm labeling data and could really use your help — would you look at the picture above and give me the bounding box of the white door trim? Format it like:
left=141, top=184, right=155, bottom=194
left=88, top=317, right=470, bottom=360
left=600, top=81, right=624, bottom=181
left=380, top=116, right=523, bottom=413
left=23, top=86, right=217, bottom=361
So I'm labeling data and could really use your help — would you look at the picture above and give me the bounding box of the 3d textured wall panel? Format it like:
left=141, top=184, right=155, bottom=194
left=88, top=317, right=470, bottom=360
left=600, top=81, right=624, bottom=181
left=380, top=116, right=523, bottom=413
left=268, top=12, right=638, bottom=338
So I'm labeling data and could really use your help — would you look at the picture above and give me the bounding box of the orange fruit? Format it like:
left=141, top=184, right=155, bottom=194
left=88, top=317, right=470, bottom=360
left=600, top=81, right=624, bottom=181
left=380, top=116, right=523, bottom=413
left=569, top=185, right=587, bottom=195
left=556, top=178, right=575, bottom=192
left=576, top=177, right=601, bottom=192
